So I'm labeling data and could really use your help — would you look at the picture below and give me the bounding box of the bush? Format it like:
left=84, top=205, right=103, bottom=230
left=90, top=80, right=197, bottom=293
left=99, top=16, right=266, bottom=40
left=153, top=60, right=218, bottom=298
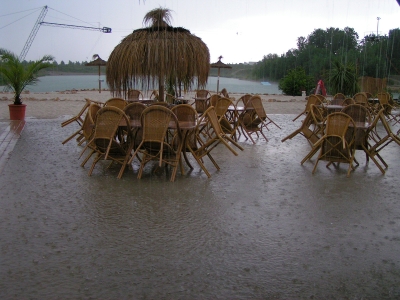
left=279, top=67, right=314, bottom=96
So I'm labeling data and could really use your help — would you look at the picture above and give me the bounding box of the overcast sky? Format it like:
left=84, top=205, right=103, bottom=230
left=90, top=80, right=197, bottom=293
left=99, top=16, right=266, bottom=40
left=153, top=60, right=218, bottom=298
left=1, top=0, right=399, bottom=64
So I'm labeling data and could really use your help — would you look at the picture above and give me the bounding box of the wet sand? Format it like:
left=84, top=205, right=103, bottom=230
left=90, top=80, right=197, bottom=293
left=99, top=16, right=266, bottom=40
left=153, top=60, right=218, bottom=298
left=1, top=113, right=400, bottom=298
left=0, top=90, right=306, bottom=119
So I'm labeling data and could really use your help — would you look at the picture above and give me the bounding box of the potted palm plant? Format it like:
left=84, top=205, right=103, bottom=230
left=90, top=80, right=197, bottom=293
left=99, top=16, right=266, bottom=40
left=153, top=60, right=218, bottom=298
left=0, top=48, right=54, bottom=120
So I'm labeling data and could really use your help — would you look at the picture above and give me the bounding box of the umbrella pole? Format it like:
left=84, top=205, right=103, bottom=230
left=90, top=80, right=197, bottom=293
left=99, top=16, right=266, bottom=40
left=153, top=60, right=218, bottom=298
left=217, top=68, right=221, bottom=94
left=98, top=66, right=101, bottom=93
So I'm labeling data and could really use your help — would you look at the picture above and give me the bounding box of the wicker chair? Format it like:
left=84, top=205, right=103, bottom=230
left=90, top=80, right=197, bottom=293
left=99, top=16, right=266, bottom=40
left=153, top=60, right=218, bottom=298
left=149, top=90, right=159, bottom=101
left=236, top=94, right=252, bottom=108
left=61, top=98, right=91, bottom=128
left=127, top=89, right=144, bottom=101
left=104, top=98, right=127, bottom=110
left=341, top=104, right=372, bottom=165
left=84, top=106, right=134, bottom=179
left=62, top=102, right=101, bottom=146
left=333, top=93, right=346, bottom=100
left=77, top=103, right=103, bottom=167
left=301, top=112, right=356, bottom=177
left=292, top=94, right=324, bottom=121
left=185, top=106, right=243, bottom=177
left=130, top=105, right=183, bottom=182
left=238, top=95, right=280, bottom=144
left=214, top=97, right=239, bottom=141
left=365, top=109, right=400, bottom=172
left=377, top=92, right=396, bottom=120
left=342, top=98, right=356, bottom=106
left=171, top=104, right=198, bottom=169
left=281, top=112, right=321, bottom=146
left=193, top=89, right=211, bottom=114
left=124, top=102, right=147, bottom=149
left=209, top=94, right=222, bottom=107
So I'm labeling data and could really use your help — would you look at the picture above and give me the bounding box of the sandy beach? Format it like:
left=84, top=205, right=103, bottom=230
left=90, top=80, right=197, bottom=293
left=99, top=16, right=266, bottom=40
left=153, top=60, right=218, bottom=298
left=0, top=90, right=306, bottom=120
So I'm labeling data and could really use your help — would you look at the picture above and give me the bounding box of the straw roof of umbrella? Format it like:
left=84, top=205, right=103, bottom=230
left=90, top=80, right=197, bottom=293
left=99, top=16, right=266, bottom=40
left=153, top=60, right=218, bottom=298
left=85, top=54, right=107, bottom=67
left=106, top=7, right=210, bottom=101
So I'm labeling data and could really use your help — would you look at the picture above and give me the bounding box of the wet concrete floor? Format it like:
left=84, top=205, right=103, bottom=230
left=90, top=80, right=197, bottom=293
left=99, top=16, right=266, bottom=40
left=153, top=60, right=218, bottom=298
left=1, top=114, right=400, bottom=299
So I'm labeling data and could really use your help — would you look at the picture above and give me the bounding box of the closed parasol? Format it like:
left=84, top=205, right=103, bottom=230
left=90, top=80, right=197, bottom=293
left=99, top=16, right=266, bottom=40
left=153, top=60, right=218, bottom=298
left=106, top=8, right=210, bottom=102
left=85, top=54, right=107, bottom=93
left=210, top=56, right=231, bottom=93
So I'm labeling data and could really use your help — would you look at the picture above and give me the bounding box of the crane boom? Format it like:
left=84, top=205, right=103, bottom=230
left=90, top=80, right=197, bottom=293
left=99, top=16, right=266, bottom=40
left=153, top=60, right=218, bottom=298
left=19, top=5, right=48, bottom=61
left=40, top=22, right=111, bottom=33
left=18, top=5, right=111, bottom=61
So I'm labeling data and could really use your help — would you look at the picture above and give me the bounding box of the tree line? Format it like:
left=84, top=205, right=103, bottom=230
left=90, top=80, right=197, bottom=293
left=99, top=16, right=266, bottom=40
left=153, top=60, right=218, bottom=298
left=252, top=27, right=400, bottom=95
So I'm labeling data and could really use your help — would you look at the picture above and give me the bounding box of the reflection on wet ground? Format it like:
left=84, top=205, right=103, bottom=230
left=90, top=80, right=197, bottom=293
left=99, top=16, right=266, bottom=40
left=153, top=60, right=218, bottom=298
left=1, top=115, right=400, bottom=299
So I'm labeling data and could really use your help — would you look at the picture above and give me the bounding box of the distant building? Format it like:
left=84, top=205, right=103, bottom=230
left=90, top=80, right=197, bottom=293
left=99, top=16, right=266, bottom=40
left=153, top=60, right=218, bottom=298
left=243, top=62, right=256, bottom=65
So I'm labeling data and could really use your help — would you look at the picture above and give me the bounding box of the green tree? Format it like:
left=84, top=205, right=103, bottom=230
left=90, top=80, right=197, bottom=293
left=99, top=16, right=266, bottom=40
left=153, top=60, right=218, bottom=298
left=278, top=67, right=314, bottom=96
left=0, top=48, right=53, bottom=104
left=328, top=60, right=359, bottom=96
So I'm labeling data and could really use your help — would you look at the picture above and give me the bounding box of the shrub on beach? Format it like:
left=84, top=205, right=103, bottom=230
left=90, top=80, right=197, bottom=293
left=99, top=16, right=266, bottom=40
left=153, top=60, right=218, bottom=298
left=278, top=67, right=314, bottom=96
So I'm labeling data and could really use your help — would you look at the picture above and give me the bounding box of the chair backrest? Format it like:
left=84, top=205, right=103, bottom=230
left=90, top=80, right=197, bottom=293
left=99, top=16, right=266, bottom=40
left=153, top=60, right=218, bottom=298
left=341, top=104, right=371, bottom=123
left=342, top=98, right=355, bottom=106
left=81, top=103, right=102, bottom=140
left=305, top=95, right=324, bottom=111
left=93, top=106, right=130, bottom=158
left=140, top=105, right=176, bottom=144
left=333, top=93, right=346, bottom=100
left=310, top=104, right=326, bottom=125
left=236, top=94, right=252, bottom=107
left=209, top=94, right=222, bottom=107
left=325, top=112, right=353, bottom=137
left=195, top=89, right=211, bottom=99
left=104, top=98, right=127, bottom=110
left=171, top=104, right=198, bottom=124
left=123, top=102, right=147, bottom=121
left=127, top=89, right=143, bottom=101
left=214, top=97, right=233, bottom=119
left=220, top=88, right=229, bottom=98
left=353, top=92, right=368, bottom=105
left=247, top=95, right=266, bottom=119
left=377, top=92, right=390, bottom=105
left=149, top=90, right=159, bottom=100
left=315, top=94, right=327, bottom=103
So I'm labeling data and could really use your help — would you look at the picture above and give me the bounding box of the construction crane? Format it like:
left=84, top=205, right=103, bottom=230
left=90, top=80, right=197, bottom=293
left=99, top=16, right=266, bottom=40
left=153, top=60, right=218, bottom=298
left=19, top=5, right=111, bottom=61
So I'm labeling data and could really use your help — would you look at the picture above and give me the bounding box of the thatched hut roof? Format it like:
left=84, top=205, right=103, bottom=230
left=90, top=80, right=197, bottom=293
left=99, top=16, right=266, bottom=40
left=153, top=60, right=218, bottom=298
left=106, top=8, right=210, bottom=100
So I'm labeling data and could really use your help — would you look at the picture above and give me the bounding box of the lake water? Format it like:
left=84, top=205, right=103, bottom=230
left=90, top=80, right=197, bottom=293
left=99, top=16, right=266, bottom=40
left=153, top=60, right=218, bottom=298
left=9, top=75, right=283, bottom=94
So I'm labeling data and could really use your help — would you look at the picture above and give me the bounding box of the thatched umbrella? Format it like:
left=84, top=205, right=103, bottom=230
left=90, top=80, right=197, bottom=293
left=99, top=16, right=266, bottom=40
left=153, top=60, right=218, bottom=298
left=210, top=56, right=231, bottom=94
left=85, top=54, right=107, bottom=93
left=106, top=8, right=210, bottom=102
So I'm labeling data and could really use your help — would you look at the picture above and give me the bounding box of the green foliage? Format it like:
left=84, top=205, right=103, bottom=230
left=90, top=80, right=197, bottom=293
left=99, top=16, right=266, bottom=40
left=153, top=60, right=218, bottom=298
left=278, top=67, right=314, bottom=96
left=328, top=60, right=359, bottom=96
left=252, top=26, right=400, bottom=91
left=0, top=48, right=54, bottom=104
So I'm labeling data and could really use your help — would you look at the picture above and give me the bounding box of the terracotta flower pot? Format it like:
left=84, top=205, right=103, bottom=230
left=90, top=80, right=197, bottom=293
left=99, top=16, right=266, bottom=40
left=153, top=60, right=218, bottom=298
left=8, top=104, right=27, bottom=120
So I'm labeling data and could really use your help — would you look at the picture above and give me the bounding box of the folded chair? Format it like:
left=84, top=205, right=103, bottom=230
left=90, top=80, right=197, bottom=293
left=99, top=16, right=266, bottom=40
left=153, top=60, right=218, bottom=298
left=362, top=109, right=400, bottom=174
left=186, top=106, right=243, bottom=178
left=377, top=92, right=397, bottom=121
left=130, top=105, right=183, bottom=182
left=301, top=112, right=356, bottom=177
left=292, top=94, right=324, bottom=121
left=61, top=98, right=91, bottom=128
left=62, top=102, right=101, bottom=145
left=84, top=106, right=134, bottom=179
left=281, top=108, right=321, bottom=146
